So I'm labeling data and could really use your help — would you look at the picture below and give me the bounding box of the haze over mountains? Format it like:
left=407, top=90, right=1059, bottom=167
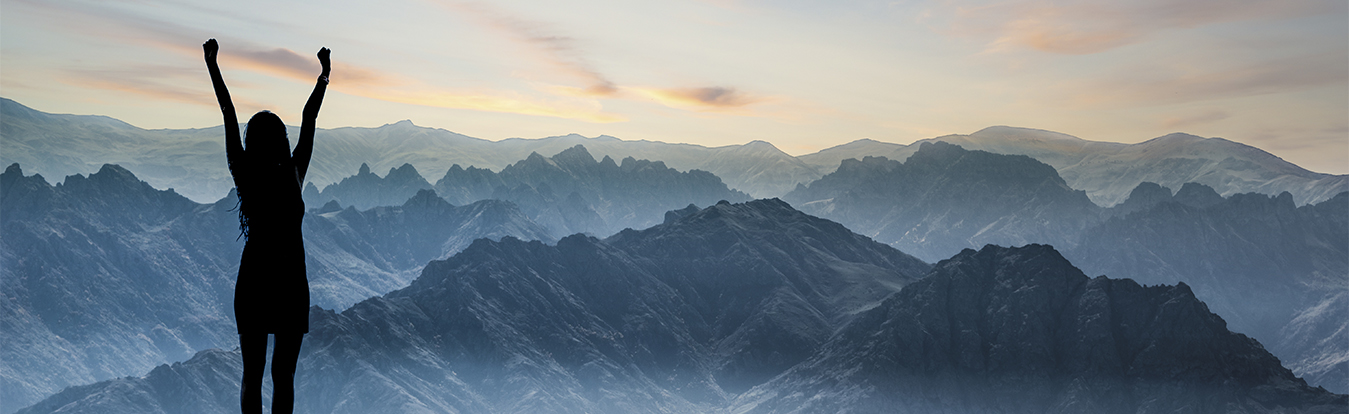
left=3, top=96, right=1347, bottom=412
left=0, top=164, right=552, bottom=413
left=18, top=199, right=933, bottom=413
left=737, top=244, right=1344, bottom=414
left=785, top=141, right=1101, bottom=262
left=4, top=98, right=1342, bottom=207
left=307, top=145, right=750, bottom=237
left=783, top=142, right=1349, bottom=395
left=17, top=205, right=1343, bottom=414
left=801, top=126, right=1347, bottom=206
left=1066, top=186, right=1349, bottom=394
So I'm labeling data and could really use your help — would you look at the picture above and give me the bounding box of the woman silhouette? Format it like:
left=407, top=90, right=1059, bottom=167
left=204, top=38, right=328, bottom=414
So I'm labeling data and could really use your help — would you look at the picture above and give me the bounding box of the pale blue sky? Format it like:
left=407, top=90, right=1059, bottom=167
left=2, top=0, right=1345, bottom=173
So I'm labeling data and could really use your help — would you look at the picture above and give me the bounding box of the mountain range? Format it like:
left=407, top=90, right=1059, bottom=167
left=307, top=145, right=751, bottom=238
left=0, top=164, right=552, bottom=413
left=4, top=98, right=1341, bottom=206
left=783, top=141, right=1349, bottom=394
left=4, top=96, right=1347, bottom=412
left=18, top=226, right=1343, bottom=413
left=801, top=126, right=1346, bottom=206
left=18, top=199, right=932, bottom=413
left=784, top=141, right=1101, bottom=262
left=735, top=244, right=1345, bottom=413
left=1065, top=185, right=1348, bottom=394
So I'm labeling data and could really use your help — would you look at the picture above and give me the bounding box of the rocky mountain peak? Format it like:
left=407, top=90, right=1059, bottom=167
left=57, top=164, right=176, bottom=203
left=551, top=144, right=597, bottom=167
left=739, top=243, right=1346, bottom=413
left=385, top=163, right=421, bottom=180
left=663, top=204, right=700, bottom=224
left=317, top=199, right=342, bottom=214
left=401, top=188, right=450, bottom=210
left=523, top=151, right=549, bottom=164
left=1113, top=181, right=1174, bottom=216
left=1173, top=182, right=1223, bottom=208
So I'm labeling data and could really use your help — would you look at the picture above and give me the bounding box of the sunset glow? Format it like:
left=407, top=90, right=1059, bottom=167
left=2, top=0, right=1344, bottom=173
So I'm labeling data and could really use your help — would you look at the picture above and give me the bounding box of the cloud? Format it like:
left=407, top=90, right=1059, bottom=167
left=220, top=46, right=393, bottom=88
left=942, top=0, right=1340, bottom=54
left=440, top=1, right=618, bottom=96
left=228, top=48, right=319, bottom=81
left=14, top=0, right=625, bottom=122
left=62, top=67, right=209, bottom=106
left=20, top=0, right=769, bottom=123
left=11, top=0, right=390, bottom=87
left=59, top=65, right=282, bottom=118
left=433, top=1, right=778, bottom=116
left=634, top=86, right=768, bottom=111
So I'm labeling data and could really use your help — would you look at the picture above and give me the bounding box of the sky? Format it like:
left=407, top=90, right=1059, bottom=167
left=2, top=0, right=1346, bottom=174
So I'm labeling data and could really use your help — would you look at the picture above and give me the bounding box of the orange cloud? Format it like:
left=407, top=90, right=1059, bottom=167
left=633, top=86, right=769, bottom=112
left=62, top=67, right=208, bottom=106
left=218, top=46, right=396, bottom=89
left=60, top=66, right=285, bottom=119
left=431, top=2, right=781, bottom=117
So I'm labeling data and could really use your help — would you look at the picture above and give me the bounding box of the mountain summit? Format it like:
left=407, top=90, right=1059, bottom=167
left=879, top=126, right=1346, bottom=206
left=785, top=141, right=1100, bottom=261
left=736, top=244, right=1347, bottom=413
left=434, top=145, right=751, bottom=237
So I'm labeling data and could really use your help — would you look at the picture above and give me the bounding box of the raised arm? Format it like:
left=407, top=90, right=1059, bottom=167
left=293, top=47, right=330, bottom=182
left=204, top=39, right=243, bottom=173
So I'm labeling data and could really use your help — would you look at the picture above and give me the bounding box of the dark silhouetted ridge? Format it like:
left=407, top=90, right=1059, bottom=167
left=736, top=244, right=1347, bottom=413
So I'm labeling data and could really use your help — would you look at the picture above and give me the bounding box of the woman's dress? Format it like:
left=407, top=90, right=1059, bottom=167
left=231, top=161, right=309, bottom=334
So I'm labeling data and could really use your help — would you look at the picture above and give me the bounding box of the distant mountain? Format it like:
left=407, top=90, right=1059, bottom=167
left=0, top=98, right=816, bottom=202
left=786, top=154, right=1349, bottom=394
left=303, top=162, right=433, bottom=210
left=16, top=199, right=930, bottom=413
left=22, top=242, right=1344, bottom=413
left=735, top=244, right=1346, bottom=413
left=796, top=138, right=904, bottom=173
left=433, top=145, right=752, bottom=237
left=0, top=98, right=229, bottom=203
left=869, top=126, right=1347, bottom=206
left=689, top=140, right=821, bottom=198
left=0, top=163, right=239, bottom=414
left=783, top=141, right=1102, bottom=262
left=300, top=189, right=556, bottom=309
left=0, top=164, right=552, bottom=413
left=7, top=98, right=1339, bottom=204
left=1066, top=184, right=1349, bottom=393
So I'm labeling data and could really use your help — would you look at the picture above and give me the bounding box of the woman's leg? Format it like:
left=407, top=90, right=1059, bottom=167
left=270, top=333, right=305, bottom=414
left=239, top=334, right=268, bottom=414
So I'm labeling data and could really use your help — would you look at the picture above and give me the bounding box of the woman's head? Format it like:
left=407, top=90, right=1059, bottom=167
left=243, top=111, right=290, bottom=164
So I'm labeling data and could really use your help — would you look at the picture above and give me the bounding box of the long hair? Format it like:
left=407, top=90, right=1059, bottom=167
left=234, top=111, right=291, bottom=239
